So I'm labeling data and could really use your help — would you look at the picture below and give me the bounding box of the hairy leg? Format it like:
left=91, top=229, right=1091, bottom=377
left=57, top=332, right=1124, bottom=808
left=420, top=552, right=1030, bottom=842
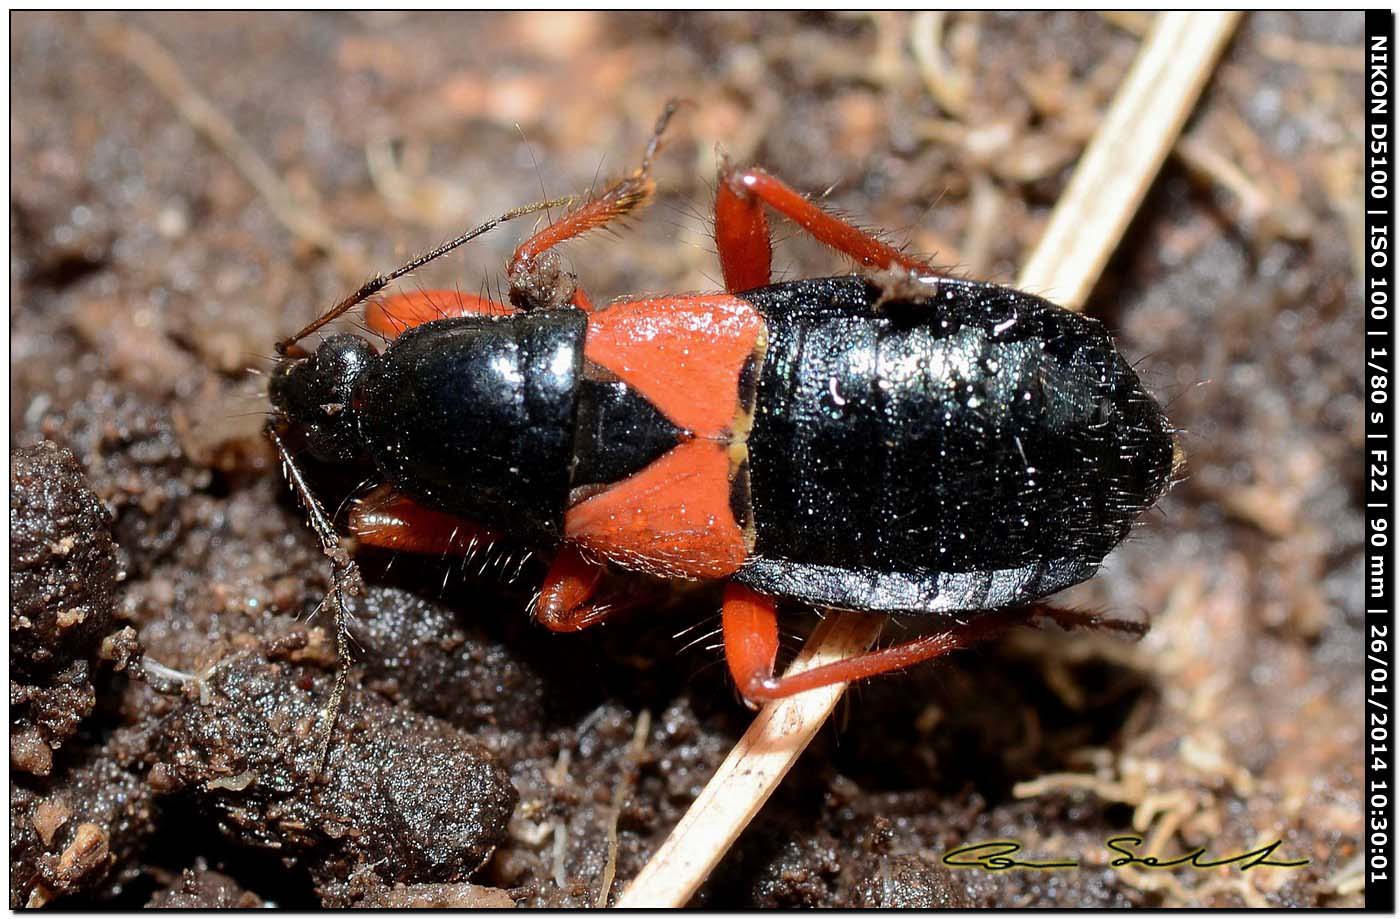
left=714, top=160, right=933, bottom=293
left=721, top=585, right=1139, bottom=704
left=535, top=544, right=614, bottom=633
left=508, top=101, right=683, bottom=312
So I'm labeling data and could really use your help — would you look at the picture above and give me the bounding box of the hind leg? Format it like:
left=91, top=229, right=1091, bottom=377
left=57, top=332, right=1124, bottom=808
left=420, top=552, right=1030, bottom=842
left=721, top=585, right=1026, bottom=703
left=720, top=585, right=1139, bottom=704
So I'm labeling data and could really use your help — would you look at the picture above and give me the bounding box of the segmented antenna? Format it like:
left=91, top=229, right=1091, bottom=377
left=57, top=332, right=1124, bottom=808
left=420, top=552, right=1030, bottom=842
left=276, top=195, right=573, bottom=354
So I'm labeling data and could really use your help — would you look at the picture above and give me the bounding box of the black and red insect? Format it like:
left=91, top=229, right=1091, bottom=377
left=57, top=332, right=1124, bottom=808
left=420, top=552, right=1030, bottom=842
left=267, top=105, right=1179, bottom=754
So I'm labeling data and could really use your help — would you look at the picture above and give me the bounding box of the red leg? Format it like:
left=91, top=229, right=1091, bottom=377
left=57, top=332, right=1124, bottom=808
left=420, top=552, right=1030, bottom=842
left=714, top=160, right=773, bottom=291
left=348, top=490, right=628, bottom=634
left=348, top=485, right=502, bottom=554
left=507, top=192, right=632, bottom=313
left=716, top=163, right=933, bottom=281
left=571, top=287, right=596, bottom=313
left=723, top=584, right=1045, bottom=704
left=535, top=544, right=612, bottom=633
left=721, top=584, right=782, bottom=701
left=508, top=102, right=682, bottom=312
left=365, top=290, right=514, bottom=340
left=507, top=178, right=654, bottom=291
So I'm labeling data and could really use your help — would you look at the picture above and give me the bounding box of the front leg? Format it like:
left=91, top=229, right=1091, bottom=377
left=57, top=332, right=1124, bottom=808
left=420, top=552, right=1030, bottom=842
left=348, top=485, right=504, bottom=555
left=347, top=488, right=623, bottom=634
left=508, top=101, right=683, bottom=312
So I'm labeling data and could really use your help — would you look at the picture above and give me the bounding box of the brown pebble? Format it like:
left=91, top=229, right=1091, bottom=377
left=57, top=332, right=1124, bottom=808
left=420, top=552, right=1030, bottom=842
left=363, top=882, right=517, bottom=909
left=31, top=798, right=71, bottom=848
left=12, top=726, right=54, bottom=777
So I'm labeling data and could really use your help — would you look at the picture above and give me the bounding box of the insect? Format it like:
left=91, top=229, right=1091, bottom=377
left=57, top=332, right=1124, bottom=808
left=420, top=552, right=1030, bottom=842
left=267, top=104, right=1180, bottom=761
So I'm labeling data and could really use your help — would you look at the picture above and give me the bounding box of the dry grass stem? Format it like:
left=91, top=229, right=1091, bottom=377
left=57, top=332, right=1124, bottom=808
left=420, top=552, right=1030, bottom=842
left=1017, top=11, right=1242, bottom=309
left=615, top=613, right=884, bottom=907
left=617, top=10, right=1241, bottom=908
left=597, top=709, right=651, bottom=907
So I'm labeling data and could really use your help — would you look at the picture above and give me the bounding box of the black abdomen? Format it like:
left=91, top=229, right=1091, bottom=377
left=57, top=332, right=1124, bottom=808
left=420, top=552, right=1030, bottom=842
left=738, top=276, right=1174, bottom=614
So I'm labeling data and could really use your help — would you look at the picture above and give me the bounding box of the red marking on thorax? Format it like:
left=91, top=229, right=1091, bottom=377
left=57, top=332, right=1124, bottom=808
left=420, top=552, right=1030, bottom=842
left=564, top=439, right=746, bottom=579
left=582, top=294, right=763, bottom=438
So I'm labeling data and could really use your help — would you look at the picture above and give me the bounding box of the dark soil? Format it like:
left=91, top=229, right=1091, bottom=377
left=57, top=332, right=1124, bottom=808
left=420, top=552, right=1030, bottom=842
left=10, top=11, right=1363, bottom=907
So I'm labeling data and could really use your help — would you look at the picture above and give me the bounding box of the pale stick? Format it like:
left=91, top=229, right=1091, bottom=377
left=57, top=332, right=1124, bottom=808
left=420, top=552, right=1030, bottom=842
left=1016, top=11, right=1242, bottom=311
left=617, top=611, right=883, bottom=907
left=617, top=11, right=1241, bottom=908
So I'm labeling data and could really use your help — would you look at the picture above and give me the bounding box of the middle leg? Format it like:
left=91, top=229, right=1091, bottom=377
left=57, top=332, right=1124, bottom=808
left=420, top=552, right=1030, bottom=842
left=350, top=490, right=623, bottom=635
left=535, top=544, right=613, bottom=633
left=714, top=159, right=933, bottom=292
